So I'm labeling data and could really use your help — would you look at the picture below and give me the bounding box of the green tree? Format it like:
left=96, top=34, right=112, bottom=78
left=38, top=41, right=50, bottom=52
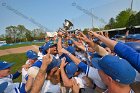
left=83, top=28, right=88, bottom=34
left=135, top=11, right=140, bottom=25
left=104, top=18, right=116, bottom=30
left=17, top=25, right=27, bottom=42
left=127, top=14, right=136, bottom=27
left=109, top=18, right=116, bottom=29
left=5, top=26, right=18, bottom=43
left=5, top=36, right=12, bottom=44
left=25, top=30, right=33, bottom=41
left=39, top=32, right=45, bottom=40
left=0, top=34, right=5, bottom=41
left=32, top=28, right=46, bottom=40
left=92, top=28, right=99, bottom=31
left=115, top=8, right=135, bottom=28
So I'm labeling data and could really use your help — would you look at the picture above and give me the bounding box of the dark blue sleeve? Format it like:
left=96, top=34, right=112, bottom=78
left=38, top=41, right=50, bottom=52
left=114, top=42, right=140, bottom=72
left=78, top=62, right=89, bottom=75
left=12, top=71, right=21, bottom=79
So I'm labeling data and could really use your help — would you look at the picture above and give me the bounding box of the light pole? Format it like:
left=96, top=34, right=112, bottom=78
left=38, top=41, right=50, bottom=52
left=91, top=8, right=94, bottom=29
left=130, top=0, right=133, bottom=11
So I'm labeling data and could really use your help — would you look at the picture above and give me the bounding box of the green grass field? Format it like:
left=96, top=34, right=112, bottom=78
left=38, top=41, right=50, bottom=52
left=0, top=53, right=27, bottom=82
left=0, top=42, right=44, bottom=50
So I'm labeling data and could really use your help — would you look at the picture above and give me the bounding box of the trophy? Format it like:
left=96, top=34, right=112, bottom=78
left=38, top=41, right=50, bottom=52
left=58, top=19, right=73, bottom=34
left=63, top=19, right=73, bottom=30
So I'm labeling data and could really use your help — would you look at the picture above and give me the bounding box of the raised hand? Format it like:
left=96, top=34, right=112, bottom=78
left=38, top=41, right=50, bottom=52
left=105, top=32, right=109, bottom=38
left=22, top=64, right=30, bottom=70
left=57, top=31, right=63, bottom=37
left=60, top=57, right=68, bottom=68
left=72, top=78, right=80, bottom=93
left=42, top=48, right=52, bottom=66
left=89, top=31, right=100, bottom=38
left=78, top=32, right=91, bottom=43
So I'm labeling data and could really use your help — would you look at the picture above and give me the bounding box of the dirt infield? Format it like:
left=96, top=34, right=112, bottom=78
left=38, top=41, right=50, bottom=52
left=0, top=45, right=39, bottom=56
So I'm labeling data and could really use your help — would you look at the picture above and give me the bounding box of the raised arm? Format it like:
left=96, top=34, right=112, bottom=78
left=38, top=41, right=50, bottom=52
left=31, top=49, right=52, bottom=93
left=91, top=32, right=117, bottom=50
left=79, top=32, right=108, bottom=56
left=61, top=48, right=81, bottom=65
left=57, top=32, right=63, bottom=55
left=25, top=75, right=34, bottom=92
left=70, top=38, right=86, bottom=51
left=92, top=32, right=140, bottom=72
left=60, top=58, right=73, bottom=87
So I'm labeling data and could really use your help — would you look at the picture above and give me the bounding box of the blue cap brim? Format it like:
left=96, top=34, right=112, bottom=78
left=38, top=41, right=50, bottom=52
left=67, top=73, right=73, bottom=79
left=91, top=58, right=101, bottom=70
left=0, top=82, right=8, bottom=92
left=3, top=63, right=14, bottom=70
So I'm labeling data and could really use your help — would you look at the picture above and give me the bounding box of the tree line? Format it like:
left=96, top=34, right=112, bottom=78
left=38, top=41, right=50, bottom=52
left=1, top=25, right=46, bottom=43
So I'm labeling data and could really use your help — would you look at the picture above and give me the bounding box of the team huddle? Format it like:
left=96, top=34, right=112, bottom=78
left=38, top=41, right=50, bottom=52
left=0, top=30, right=140, bottom=93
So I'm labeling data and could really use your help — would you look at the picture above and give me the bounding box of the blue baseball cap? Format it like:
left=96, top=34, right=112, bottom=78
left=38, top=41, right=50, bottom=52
left=66, top=46, right=75, bottom=54
left=65, top=62, right=78, bottom=78
left=88, top=52, right=94, bottom=57
left=126, top=34, right=140, bottom=40
left=100, top=43, right=107, bottom=48
left=0, top=82, right=8, bottom=92
left=93, top=55, right=136, bottom=84
left=46, top=57, right=60, bottom=72
left=32, top=57, right=60, bottom=73
left=39, top=45, right=44, bottom=51
left=42, top=40, right=57, bottom=55
left=0, top=61, right=14, bottom=70
left=125, top=34, right=133, bottom=39
left=93, top=53, right=102, bottom=58
left=26, top=50, right=38, bottom=60
left=111, top=37, right=116, bottom=41
left=132, top=34, right=140, bottom=40
left=125, top=42, right=140, bottom=53
left=26, top=50, right=33, bottom=57
left=91, top=58, right=101, bottom=69
left=68, top=40, right=73, bottom=44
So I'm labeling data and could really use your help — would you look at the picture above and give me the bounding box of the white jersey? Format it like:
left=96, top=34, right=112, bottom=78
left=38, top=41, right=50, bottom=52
left=22, top=68, right=28, bottom=83
left=0, top=75, right=21, bottom=93
left=38, top=52, right=43, bottom=60
left=68, top=73, right=87, bottom=93
left=88, top=67, right=107, bottom=89
left=41, top=80, right=61, bottom=93
left=75, top=52, right=87, bottom=61
left=73, top=72, right=87, bottom=88
left=22, top=60, right=30, bottom=83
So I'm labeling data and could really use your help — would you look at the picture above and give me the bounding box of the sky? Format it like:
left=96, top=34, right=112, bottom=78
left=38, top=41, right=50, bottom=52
left=0, top=0, right=140, bottom=35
